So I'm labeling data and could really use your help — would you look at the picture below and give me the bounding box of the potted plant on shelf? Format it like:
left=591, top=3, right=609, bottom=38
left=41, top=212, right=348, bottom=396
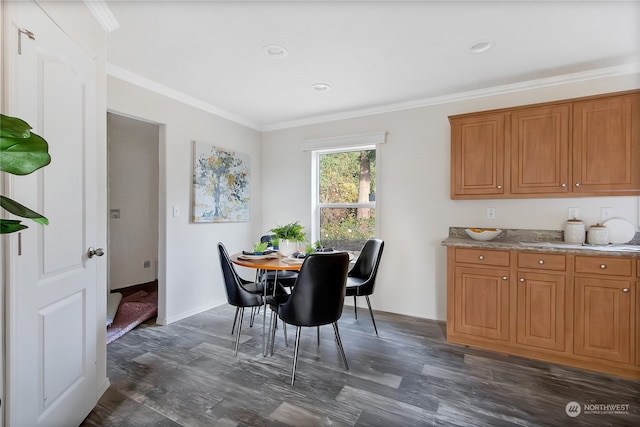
left=269, top=221, right=306, bottom=256
left=0, top=114, right=51, bottom=234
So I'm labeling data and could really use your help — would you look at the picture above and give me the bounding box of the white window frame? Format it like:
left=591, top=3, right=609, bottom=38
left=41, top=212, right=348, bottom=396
left=303, top=131, right=386, bottom=245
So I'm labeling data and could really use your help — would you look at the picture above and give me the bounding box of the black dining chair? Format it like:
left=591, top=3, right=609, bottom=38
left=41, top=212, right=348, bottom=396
left=267, top=252, right=350, bottom=385
left=218, top=242, right=266, bottom=356
left=346, top=239, right=384, bottom=335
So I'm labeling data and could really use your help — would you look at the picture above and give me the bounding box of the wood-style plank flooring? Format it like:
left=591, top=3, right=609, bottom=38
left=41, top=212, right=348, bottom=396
left=82, top=304, right=639, bottom=426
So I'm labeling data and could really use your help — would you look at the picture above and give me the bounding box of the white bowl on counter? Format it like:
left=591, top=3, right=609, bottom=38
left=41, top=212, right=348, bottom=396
left=465, top=228, right=502, bottom=241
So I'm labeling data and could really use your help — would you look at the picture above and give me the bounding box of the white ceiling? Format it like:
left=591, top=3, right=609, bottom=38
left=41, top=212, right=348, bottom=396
left=104, top=1, right=640, bottom=130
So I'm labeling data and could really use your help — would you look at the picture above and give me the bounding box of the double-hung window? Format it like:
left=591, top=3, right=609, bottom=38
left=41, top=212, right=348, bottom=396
left=307, top=132, right=385, bottom=255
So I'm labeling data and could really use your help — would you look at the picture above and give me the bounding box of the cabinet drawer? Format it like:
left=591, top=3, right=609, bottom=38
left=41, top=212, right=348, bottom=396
left=455, top=248, right=510, bottom=266
left=517, top=252, right=566, bottom=271
left=575, top=256, right=633, bottom=276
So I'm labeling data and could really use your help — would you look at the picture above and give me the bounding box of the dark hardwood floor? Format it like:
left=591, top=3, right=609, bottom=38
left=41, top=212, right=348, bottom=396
left=83, top=305, right=639, bottom=426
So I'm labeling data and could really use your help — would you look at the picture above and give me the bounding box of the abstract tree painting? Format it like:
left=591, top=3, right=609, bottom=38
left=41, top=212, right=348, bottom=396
left=192, top=141, right=249, bottom=222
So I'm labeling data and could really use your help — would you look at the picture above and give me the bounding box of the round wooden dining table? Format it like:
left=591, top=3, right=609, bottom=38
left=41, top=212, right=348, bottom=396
left=231, top=252, right=303, bottom=356
left=230, top=253, right=303, bottom=272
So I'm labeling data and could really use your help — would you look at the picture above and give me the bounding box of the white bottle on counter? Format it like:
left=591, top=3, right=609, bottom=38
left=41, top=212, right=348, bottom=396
left=564, top=219, right=585, bottom=243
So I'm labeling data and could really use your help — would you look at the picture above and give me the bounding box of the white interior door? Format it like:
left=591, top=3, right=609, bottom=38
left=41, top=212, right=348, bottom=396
left=5, top=2, right=100, bottom=425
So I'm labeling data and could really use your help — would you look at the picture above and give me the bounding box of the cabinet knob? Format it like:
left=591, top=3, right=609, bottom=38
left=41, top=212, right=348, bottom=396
left=561, top=183, right=567, bottom=188
left=519, top=278, right=525, bottom=282
left=503, top=276, right=508, bottom=281
left=600, top=264, right=607, bottom=269
left=622, top=288, right=630, bottom=293
left=497, top=185, right=503, bottom=189
left=538, top=260, right=544, bottom=265
left=479, top=255, right=484, bottom=260
left=575, top=182, right=581, bottom=187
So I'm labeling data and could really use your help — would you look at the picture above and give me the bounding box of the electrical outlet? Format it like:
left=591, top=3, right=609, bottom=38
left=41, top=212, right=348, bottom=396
left=144, top=260, right=151, bottom=268
left=568, top=207, right=579, bottom=219
left=601, top=207, right=614, bottom=221
left=486, top=207, right=496, bottom=219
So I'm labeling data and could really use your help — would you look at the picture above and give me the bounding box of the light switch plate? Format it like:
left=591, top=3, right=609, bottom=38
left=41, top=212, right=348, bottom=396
left=173, top=205, right=181, bottom=217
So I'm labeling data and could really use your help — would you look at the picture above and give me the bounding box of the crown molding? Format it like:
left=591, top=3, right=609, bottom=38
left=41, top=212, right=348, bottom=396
left=263, top=63, right=640, bottom=131
left=84, top=0, right=120, bottom=33
left=108, top=61, right=638, bottom=133
left=107, top=63, right=262, bottom=131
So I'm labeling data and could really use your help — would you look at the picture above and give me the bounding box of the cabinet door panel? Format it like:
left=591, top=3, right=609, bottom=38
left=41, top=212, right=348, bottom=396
left=516, top=272, right=566, bottom=351
left=453, top=267, right=510, bottom=341
left=572, top=94, right=640, bottom=193
left=574, top=277, right=633, bottom=363
left=511, top=105, right=570, bottom=194
left=451, top=113, right=505, bottom=197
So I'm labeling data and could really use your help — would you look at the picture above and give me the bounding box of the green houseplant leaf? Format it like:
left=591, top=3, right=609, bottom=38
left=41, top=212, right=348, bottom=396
left=0, top=114, right=32, bottom=138
left=0, top=113, right=51, bottom=234
left=1, top=114, right=51, bottom=175
left=0, top=195, right=49, bottom=225
left=0, top=219, right=29, bottom=234
left=269, top=221, right=306, bottom=242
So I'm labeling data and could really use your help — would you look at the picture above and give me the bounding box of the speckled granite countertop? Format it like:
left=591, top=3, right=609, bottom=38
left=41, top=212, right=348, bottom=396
left=442, top=227, right=640, bottom=257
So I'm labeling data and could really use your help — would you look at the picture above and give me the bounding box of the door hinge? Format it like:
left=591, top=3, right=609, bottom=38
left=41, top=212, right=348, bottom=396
left=18, top=27, right=35, bottom=55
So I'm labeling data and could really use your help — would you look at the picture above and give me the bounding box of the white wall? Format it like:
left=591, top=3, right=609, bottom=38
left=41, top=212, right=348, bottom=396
left=107, top=77, right=263, bottom=324
left=107, top=113, right=159, bottom=290
left=262, top=74, right=640, bottom=321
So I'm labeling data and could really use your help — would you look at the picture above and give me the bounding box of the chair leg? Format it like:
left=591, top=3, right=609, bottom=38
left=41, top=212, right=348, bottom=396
left=231, top=307, right=239, bottom=334
left=234, top=307, right=245, bottom=356
left=365, top=295, right=379, bottom=336
left=249, top=307, right=256, bottom=327
left=353, top=295, right=358, bottom=319
left=291, top=326, right=302, bottom=386
left=332, top=322, right=349, bottom=371
left=283, top=321, right=288, bottom=347
left=317, top=326, right=320, bottom=345
left=269, top=310, right=278, bottom=356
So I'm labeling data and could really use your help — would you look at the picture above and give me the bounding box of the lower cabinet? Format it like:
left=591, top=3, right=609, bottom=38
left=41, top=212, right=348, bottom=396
left=453, top=266, right=510, bottom=341
left=447, top=247, right=639, bottom=379
left=515, top=271, right=566, bottom=352
left=574, top=276, right=633, bottom=363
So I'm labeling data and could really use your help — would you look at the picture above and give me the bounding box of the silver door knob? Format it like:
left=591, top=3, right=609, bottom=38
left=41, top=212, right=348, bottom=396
left=519, top=278, right=525, bottom=282
left=575, top=182, right=581, bottom=187
left=622, top=288, right=630, bottom=293
left=561, top=183, right=567, bottom=188
left=88, top=247, right=105, bottom=258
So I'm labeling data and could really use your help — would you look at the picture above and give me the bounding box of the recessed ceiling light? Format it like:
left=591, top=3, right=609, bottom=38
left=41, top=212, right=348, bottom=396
left=469, top=39, right=495, bottom=54
left=311, top=83, right=331, bottom=92
left=262, top=44, right=288, bottom=58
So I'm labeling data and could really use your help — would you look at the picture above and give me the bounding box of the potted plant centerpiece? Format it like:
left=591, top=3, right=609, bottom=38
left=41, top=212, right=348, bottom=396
left=269, top=221, right=306, bottom=256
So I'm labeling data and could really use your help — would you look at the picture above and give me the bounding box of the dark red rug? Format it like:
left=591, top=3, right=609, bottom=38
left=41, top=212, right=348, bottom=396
left=107, top=288, right=158, bottom=344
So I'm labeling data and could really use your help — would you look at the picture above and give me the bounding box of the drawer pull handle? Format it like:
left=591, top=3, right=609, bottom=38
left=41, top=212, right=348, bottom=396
left=538, top=260, right=544, bottom=265
left=502, top=276, right=508, bottom=281
left=600, top=264, right=607, bottom=269
left=622, top=288, right=630, bottom=293
left=575, top=182, right=581, bottom=187
left=479, top=255, right=484, bottom=260
left=561, top=183, right=567, bottom=188
left=519, top=278, right=525, bottom=282
left=497, top=185, right=503, bottom=189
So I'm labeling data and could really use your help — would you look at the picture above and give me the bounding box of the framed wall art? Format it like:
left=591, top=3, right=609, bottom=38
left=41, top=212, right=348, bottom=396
left=192, top=141, right=250, bottom=223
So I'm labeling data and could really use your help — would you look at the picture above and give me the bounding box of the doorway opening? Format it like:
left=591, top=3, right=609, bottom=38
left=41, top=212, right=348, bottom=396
left=106, top=112, right=162, bottom=342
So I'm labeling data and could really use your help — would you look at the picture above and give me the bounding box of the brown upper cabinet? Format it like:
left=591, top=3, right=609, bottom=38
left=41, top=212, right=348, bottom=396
left=450, top=90, right=640, bottom=199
